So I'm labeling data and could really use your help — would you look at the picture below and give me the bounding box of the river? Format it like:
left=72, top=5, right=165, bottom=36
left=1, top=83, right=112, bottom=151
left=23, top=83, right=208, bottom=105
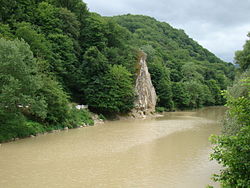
left=0, top=106, right=225, bottom=188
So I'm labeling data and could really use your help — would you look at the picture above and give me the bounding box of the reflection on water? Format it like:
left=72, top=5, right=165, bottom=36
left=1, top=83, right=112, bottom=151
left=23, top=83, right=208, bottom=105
left=0, top=106, right=225, bottom=188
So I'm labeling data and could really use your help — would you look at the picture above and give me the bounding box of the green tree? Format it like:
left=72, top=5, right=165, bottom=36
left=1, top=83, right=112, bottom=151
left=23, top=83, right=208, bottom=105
left=205, top=79, right=222, bottom=105
left=0, top=0, right=37, bottom=23
left=210, top=37, right=250, bottom=187
left=35, top=2, right=61, bottom=35
left=0, top=23, right=13, bottom=39
left=210, top=78, right=250, bottom=187
left=235, top=33, right=250, bottom=71
left=0, top=38, right=47, bottom=141
left=172, top=82, right=190, bottom=109
left=0, top=38, right=47, bottom=117
left=102, top=65, right=135, bottom=113
left=57, top=7, right=80, bottom=39
left=0, top=38, right=76, bottom=141
left=47, top=33, right=77, bottom=89
left=74, top=46, right=109, bottom=104
left=148, top=60, right=173, bottom=110
left=181, top=62, right=204, bottom=82
left=85, top=65, right=134, bottom=114
left=40, top=75, right=71, bottom=126
left=183, top=81, right=209, bottom=108
left=15, top=22, right=52, bottom=59
left=80, top=13, right=108, bottom=51
left=210, top=126, right=250, bottom=187
left=82, top=46, right=108, bottom=77
left=222, top=71, right=250, bottom=134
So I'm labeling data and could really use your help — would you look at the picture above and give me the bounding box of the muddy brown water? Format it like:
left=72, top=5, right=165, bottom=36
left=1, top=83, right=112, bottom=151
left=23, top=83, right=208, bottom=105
left=0, top=106, right=225, bottom=188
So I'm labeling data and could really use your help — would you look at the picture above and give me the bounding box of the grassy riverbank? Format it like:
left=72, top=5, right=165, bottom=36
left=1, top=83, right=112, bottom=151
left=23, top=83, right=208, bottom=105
left=0, top=108, right=94, bottom=143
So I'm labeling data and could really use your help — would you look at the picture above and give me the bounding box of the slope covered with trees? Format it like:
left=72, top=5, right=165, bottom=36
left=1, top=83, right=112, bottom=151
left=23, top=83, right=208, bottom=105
left=112, top=14, right=236, bottom=110
left=0, top=0, right=235, bottom=142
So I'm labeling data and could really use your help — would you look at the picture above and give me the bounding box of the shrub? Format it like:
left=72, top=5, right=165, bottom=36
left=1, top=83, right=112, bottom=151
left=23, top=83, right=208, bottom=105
left=67, top=108, right=94, bottom=128
left=210, top=126, right=250, bottom=187
left=210, top=75, right=250, bottom=187
left=156, top=107, right=165, bottom=113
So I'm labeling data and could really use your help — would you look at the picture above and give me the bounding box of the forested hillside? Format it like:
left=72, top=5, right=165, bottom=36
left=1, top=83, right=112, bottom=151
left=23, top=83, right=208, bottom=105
left=112, top=14, right=236, bottom=110
left=0, top=0, right=235, bottom=142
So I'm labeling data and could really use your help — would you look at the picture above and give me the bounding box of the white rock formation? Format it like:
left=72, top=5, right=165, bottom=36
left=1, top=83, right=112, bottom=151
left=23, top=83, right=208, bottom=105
left=132, top=51, right=157, bottom=117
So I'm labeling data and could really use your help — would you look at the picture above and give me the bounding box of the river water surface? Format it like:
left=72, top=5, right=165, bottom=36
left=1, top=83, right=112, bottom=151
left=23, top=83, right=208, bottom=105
left=0, top=106, right=225, bottom=188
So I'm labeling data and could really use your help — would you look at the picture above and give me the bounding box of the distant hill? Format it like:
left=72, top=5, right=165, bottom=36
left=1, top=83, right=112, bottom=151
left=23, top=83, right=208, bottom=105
left=111, top=14, right=224, bottom=64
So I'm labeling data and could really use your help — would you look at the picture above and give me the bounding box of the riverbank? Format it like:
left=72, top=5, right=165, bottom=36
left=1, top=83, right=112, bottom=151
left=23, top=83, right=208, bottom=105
left=1, top=106, right=223, bottom=143
left=1, top=109, right=170, bottom=144
left=0, top=108, right=99, bottom=143
left=1, top=111, right=160, bottom=143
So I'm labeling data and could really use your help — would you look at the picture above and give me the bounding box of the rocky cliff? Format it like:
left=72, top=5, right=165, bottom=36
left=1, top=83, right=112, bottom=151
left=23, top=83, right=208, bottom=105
left=132, top=51, right=157, bottom=118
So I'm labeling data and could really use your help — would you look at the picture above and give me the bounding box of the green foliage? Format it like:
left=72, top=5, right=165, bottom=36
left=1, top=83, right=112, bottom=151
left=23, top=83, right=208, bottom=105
left=49, top=0, right=88, bottom=21
left=0, top=38, right=48, bottom=142
left=0, top=0, right=37, bottom=23
left=182, top=81, right=207, bottom=108
left=0, top=111, right=26, bottom=142
left=83, top=46, right=108, bottom=76
left=15, top=22, right=52, bottom=59
left=112, top=14, right=234, bottom=109
left=24, top=121, right=46, bottom=135
left=210, top=61, right=250, bottom=186
left=206, top=79, right=223, bottom=105
left=235, top=33, right=250, bottom=71
left=149, top=60, right=173, bottom=110
left=171, top=82, right=191, bottom=109
left=35, top=2, right=61, bottom=34
left=0, top=38, right=47, bottom=117
left=210, top=126, right=250, bottom=187
left=155, top=107, right=165, bottom=113
left=98, top=114, right=106, bottom=120
left=85, top=65, right=135, bottom=114
left=57, top=7, right=80, bottom=39
left=39, top=76, right=71, bottom=126
left=112, top=14, right=224, bottom=64
left=226, top=93, right=250, bottom=128
left=0, top=38, right=78, bottom=142
left=0, top=111, right=45, bottom=142
left=102, top=65, right=135, bottom=113
left=222, top=71, right=250, bottom=135
left=68, top=108, right=94, bottom=128
left=181, top=62, right=204, bottom=82
left=80, top=13, right=107, bottom=51
left=47, top=33, right=77, bottom=88
left=0, top=23, right=14, bottom=39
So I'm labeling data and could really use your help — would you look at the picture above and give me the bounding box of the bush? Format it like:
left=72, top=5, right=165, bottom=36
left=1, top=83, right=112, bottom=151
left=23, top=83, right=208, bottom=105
left=0, top=111, right=45, bottom=142
left=85, top=64, right=135, bottom=114
left=67, top=108, right=94, bottom=128
left=25, top=121, right=45, bottom=135
left=210, top=126, right=250, bottom=187
left=98, top=114, right=106, bottom=120
left=0, top=112, right=26, bottom=142
left=210, top=75, right=250, bottom=187
left=155, top=107, right=165, bottom=113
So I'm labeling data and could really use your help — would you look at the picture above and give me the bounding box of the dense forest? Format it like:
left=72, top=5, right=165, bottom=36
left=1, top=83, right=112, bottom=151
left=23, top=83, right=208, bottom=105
left=0, top=0, right=236, bottom=142
left=112, top=14, right=235, bottom=110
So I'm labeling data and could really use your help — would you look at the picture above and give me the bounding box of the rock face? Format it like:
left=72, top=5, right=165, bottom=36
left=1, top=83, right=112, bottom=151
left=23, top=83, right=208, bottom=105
left=132, top=51, right=157, bottom=117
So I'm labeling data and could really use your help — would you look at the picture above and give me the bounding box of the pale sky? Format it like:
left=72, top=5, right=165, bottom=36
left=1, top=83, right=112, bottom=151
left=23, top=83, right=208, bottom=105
left=83, top=0, right=250, bottom=62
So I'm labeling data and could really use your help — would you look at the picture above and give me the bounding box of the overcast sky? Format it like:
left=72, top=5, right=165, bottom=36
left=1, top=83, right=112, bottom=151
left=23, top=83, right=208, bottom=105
left=83, top=0, right=250, bottom=62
